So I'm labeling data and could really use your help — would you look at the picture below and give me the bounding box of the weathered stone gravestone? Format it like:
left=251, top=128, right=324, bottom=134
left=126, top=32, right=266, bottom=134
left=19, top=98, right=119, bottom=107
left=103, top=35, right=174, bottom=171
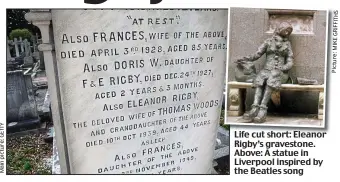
left=37, top=39, right=45, bottom=70
left=13, top=37, right=25, bottom=58
left=10, top=37, right=28, bottom=66
left=31, top=35, right=40, bottom=60
left=213, top=126, right=229, bottom=173
left=6, top=70, right=40, bottom=133
left=214, top=126, right=229, bottom=160
left=31, top=34, right=46, bottom=70
left=7, top=38, right=17, bottom=71
left=23, top=39, right=34, bottom=67
left=13, top=38, right=21, bottom=57
left=26, top=9, right=228, bottom=174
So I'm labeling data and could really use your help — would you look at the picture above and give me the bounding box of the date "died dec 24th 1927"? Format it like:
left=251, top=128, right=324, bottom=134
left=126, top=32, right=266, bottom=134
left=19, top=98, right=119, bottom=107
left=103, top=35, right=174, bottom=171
left=82, top=70, right=213, bottom=88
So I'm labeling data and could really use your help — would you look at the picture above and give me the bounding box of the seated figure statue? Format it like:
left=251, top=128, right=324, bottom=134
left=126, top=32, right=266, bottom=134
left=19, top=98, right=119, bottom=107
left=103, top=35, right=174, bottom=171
left=236, top=22, right=294, bottom=123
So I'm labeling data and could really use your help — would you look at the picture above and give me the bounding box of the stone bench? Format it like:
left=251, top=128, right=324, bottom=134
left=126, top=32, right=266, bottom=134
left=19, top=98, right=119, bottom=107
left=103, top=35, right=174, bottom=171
left=227, top=81, right=325, bottom=120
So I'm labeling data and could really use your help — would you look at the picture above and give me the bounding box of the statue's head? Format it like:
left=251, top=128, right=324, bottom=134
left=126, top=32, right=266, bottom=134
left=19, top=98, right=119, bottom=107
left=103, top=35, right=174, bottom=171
left=275, top=22, right=293, bottom=38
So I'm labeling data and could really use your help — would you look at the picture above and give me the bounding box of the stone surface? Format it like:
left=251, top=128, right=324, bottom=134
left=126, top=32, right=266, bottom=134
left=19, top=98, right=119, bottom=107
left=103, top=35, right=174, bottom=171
left=7, top=38, right=13, bottom=61
left=33, top=51, right=40, bottom=60
left=228, top=81, right=324, bottom=91
left=296, top=77, right=318, bottom=85
left=42, top=91, right=51, bottom=114
left=7, top=70, right=40, bottom=132
left=52, top=126, right=230, bottom=174
left=7, top=71, right=38, bottom=121
left=23, top=56, right=34, bottom=67
left=44, top=127, right=53, bottom=143
left=35, top=88, right=48, bottom=116
left=217, top=126, right=229, bottom=146
left=213, top=147, right=230, bottom=160
left=227, top=8, right=327, bottom=114
left=33, top=76, right=48, bottom=87
left=51, top=9, right=228, bottom=174
left=226, top=82, right=324, bottom=123
left=213, top=126, right=229, bottom=159
left=267, top=10, right=314, bottom=34
left=52, top=130, right=61, bottom=174
left=39, top=52, right=45, bottom=69
left=7, top=39, right=19, bottom=71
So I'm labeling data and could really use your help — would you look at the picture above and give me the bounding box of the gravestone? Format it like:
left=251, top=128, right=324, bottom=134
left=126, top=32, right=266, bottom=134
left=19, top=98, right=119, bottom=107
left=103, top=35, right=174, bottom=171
left=23, top=39, right=34, bottom=67
left=52, top=129, right=61, bottom=174
left=27, top=9, right=228, bottom=174
left=7, top=39, right=12, bottom=61
left=6, top=70, right=40, bottom=133
left=214, top=126, right=229, bottom=159
left=7, top=38, right=16, bottom=71
left=32, top=35, right=40, bottom=59
left=13, top=38, right=20, bottom=57
left=37, top=39, right=45, bottom=70
left=213, top=126, right=229, bottom=173
left=20, top=37, right=25, bottom=54
left=12, top=38, right=25, bottom=65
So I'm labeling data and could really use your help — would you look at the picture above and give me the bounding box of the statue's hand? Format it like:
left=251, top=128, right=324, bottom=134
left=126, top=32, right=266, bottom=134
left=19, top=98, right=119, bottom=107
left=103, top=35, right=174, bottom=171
left=235, top=56, right=250, bottom=64
left=278, top=65, right=289, bottom=71
left=277, top=66, right=283, bottom=70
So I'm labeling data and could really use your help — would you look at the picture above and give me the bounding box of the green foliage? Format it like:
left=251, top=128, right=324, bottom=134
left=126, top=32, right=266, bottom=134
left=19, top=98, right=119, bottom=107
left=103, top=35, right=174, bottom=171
left=7, top=134, right=52, bottom=174
left=7, top=9, right=40, bottom=37
left=9, top=28, right=32, bottom=41
left=23, top=161, right=32, bottom=171
left=221, top=124, right=230, bottom=130
left=219, top=109, right=230, bottom=130
left=36, top=168, right=51, bottom=174
left=6, top=151, right=14, bottom=163
left=219, top=109, right=226, bottom=125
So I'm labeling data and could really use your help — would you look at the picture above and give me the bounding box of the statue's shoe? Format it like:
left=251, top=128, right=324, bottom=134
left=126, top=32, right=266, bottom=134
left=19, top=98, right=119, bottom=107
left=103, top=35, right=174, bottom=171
left=242, top=105, right=259, bottom=122
left=253, top=105, right=267, bottom=123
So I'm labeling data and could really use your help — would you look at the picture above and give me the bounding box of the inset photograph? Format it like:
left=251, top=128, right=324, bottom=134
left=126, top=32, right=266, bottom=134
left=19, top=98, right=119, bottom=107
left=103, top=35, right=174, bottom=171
left=225, top=7, right=328, bottom=127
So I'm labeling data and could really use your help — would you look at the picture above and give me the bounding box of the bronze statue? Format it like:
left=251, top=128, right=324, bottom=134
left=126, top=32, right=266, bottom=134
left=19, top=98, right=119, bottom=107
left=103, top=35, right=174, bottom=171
left=236, top=22, right=294, bottom=123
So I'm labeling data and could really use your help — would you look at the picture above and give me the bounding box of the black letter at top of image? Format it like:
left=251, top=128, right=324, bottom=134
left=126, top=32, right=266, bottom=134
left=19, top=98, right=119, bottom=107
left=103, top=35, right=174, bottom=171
left=150, top=0, right=163, bottom=4
left=84, top=0, right=107, bottom=4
